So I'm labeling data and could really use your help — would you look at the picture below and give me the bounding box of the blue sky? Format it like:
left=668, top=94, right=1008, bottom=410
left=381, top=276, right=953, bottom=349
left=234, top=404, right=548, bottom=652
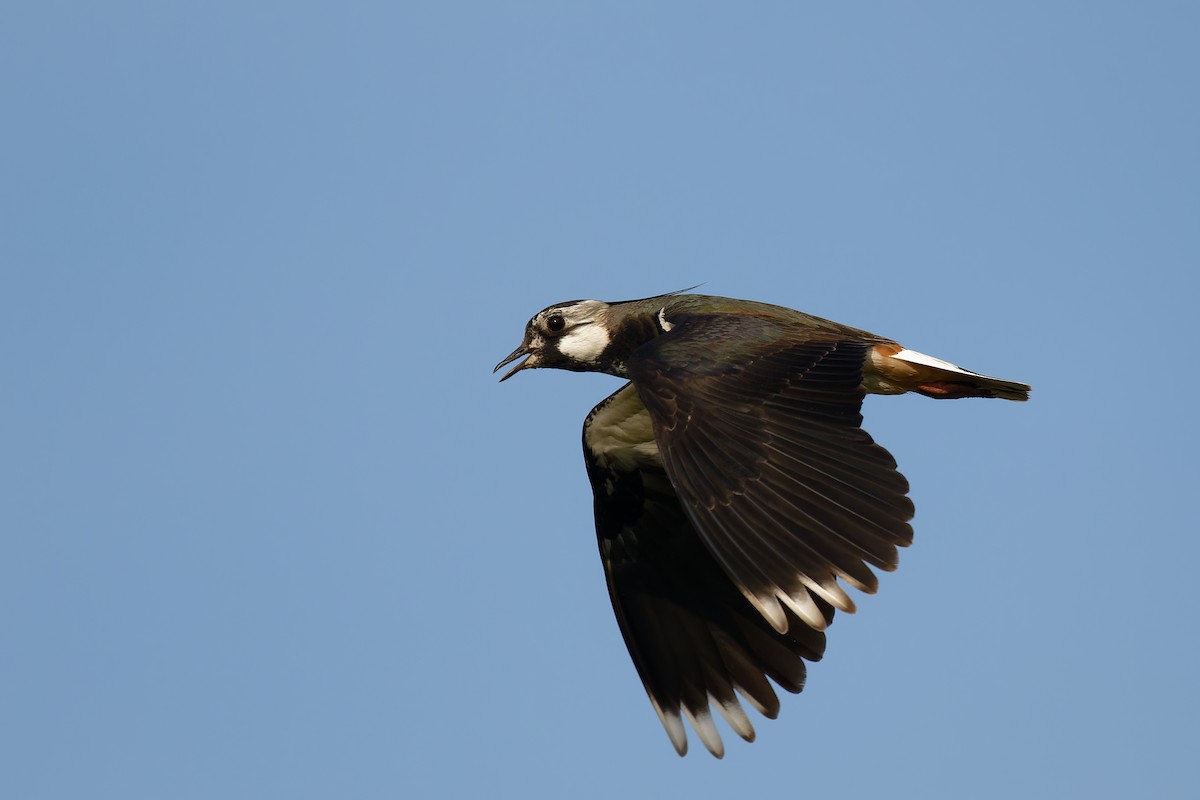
left=3, top=3, right=1197, bottom=798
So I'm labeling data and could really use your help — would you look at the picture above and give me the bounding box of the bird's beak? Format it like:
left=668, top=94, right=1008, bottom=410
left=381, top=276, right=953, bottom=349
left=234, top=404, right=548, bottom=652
left=494, top=341, right=539, bottom=382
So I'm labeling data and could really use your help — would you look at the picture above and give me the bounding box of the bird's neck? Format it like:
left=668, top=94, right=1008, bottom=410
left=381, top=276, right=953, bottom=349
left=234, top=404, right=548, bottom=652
left=594, top=308, right=668, bottom=377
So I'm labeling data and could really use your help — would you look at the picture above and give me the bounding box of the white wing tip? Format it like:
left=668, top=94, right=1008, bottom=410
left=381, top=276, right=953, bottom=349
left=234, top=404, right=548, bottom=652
left=681, top=706, right=725, bottom=759
left=777, top=588, right=830, bottom=630
left=749, top=592, right=792, bottom=633
left=713, top=696, right=756, bottom=743
left=651, top=697, right=689, bottom=756
left=800, top=576, right=857, bottom=614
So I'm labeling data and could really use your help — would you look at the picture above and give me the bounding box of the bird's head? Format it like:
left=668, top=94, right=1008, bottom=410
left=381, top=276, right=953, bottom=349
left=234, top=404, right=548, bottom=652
left=494, top=299, right=614, bottom=381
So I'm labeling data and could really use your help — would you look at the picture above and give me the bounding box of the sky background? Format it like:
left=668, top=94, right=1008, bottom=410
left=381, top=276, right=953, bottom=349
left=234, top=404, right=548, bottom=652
left=3, top=3, right=1198, bottom=798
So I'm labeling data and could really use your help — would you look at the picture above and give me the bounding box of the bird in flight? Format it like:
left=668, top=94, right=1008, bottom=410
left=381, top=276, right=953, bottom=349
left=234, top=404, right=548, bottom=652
left=495, top=292, right=1029, bottom=757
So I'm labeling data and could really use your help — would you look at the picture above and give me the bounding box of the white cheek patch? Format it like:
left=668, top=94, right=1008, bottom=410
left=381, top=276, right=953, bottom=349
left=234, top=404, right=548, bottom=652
left=557, top=323, right=612, bottom=362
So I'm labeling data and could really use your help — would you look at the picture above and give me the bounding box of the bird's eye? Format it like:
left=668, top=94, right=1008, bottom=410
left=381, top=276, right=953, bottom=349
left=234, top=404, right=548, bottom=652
left=546, top=314, right=566, bottom=333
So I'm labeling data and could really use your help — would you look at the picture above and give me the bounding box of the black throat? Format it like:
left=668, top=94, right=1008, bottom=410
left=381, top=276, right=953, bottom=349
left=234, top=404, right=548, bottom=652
left=595, top=306, right=669, bottom=378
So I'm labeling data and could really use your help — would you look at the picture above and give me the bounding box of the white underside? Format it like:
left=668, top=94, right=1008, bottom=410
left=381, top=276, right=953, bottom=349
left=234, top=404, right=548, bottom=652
left=891, top=348, right=982, bottom=377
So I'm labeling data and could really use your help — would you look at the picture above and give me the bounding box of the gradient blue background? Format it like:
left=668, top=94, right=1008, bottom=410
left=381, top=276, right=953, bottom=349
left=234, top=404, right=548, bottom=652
left=4, top=3, right=1197, bottom=798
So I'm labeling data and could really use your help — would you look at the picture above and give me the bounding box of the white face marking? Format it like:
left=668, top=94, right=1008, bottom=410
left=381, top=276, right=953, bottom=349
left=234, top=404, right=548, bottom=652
left=658, top=307, right=674, bottom=331
left=557, top=323, right=611, bottom=362
left=550, top=300, right=611, bottom=363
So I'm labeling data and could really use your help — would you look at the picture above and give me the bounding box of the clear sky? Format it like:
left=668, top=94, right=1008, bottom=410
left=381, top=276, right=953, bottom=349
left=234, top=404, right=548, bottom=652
left=3, top=3, right=1197, bottom=798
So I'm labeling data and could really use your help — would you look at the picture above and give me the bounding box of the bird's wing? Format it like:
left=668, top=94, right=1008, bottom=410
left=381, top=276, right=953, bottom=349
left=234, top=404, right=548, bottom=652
left=627, top=312, right=915, bottom=635
left=584, top=382, right=829, bottom=758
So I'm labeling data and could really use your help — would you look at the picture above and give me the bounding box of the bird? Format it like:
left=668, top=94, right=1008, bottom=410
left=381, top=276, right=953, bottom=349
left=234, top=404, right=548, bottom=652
left=494, top=291, right=1029, bottom=758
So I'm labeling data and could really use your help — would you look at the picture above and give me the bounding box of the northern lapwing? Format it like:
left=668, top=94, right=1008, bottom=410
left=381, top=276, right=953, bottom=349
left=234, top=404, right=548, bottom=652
left=495, top=292, right=1029, bottom=757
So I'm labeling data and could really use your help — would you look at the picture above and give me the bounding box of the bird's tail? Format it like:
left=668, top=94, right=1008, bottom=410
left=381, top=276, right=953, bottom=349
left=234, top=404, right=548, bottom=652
left=869, top=345, right=1030, bottom=402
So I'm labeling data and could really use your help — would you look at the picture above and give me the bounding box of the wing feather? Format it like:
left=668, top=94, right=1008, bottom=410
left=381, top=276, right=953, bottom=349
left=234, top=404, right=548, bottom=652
left=583, top=383, right=828, bottom=757
left=628, top=313, right=915, bottom=635
left=581, top=309, right=913, bottom=757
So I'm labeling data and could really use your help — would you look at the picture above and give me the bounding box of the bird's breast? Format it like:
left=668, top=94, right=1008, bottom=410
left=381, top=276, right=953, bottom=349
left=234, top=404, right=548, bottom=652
left=584, top=385, right=662, bottom=476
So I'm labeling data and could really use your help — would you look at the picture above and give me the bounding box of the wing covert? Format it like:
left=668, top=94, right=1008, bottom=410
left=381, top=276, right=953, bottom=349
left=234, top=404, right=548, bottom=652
left=627, top=313, right=915, bottom=635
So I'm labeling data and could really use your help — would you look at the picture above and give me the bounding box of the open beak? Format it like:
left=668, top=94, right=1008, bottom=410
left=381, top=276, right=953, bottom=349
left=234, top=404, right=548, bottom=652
left=494, top=342, right=538, bottom=382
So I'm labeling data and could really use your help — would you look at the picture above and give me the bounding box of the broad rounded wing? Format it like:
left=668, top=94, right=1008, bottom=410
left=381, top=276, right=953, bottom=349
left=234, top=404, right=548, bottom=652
left=628, top=313, right=915, bottom=635
left=584, top=384, right=830, bottom=757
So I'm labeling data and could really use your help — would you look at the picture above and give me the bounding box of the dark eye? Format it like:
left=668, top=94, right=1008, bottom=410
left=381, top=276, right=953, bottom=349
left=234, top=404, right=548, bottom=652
left=546, top=314, right=566, bottom=333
